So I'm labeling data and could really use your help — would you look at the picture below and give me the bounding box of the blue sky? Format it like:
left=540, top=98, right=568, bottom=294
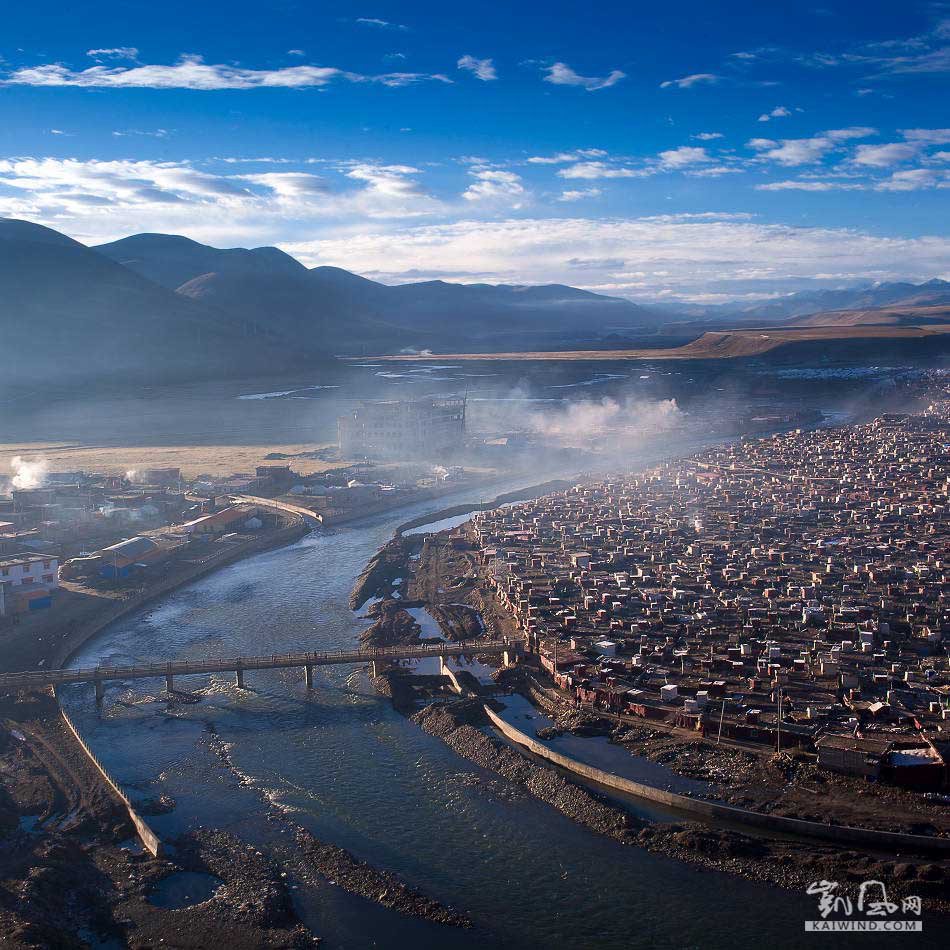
left=1, top=0, right=948, bottom=302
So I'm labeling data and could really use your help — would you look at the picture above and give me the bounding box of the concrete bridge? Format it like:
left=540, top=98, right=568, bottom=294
left=0, top=638, right=522, bottom=703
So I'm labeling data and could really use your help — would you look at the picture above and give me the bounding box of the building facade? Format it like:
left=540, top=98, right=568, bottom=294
left=338, top=397, right=466, bottom=459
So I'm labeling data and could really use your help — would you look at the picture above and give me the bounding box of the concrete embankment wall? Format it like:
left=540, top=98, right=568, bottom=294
left=484, top=705, right=950, bottom=855
left=47, top=519, right=308, bottom=859
left=57, top=695, right=163, bottom=857
left=441, top=662, right=466, bottom=696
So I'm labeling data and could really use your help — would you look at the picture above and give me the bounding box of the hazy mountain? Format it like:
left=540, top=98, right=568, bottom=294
left=0, top=219, right=325, bottom=387
left=654, top=279, right=950, bottom=324
left=6, top=218, right=941, bottom=388
left=96, top=232, right=306, bottom=289
left=113, top=230, right=654, bottom=350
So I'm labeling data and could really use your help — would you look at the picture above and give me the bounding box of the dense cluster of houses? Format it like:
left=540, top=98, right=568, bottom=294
left=471, top=394, right=950, bottom=790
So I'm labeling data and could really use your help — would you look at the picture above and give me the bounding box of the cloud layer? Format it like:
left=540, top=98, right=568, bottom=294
left=2, top=54, right=451, bottom=89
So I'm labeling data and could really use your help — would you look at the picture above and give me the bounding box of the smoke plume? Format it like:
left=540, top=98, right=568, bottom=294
left=9, top=456, right=49, bottom=490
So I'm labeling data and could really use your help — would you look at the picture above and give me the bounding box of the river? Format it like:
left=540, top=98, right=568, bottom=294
left=59, top=478, right=913, bottom=950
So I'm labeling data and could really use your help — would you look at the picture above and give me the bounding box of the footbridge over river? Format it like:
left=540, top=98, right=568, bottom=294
left=0, top=638, right=523, bottom=703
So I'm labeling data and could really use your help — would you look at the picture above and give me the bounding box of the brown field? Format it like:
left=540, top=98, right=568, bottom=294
left=791, top=304, right=950, bottom=327
left=366, top=323, right=950, bottom=362
left=0, top=442, right=345, bottom=479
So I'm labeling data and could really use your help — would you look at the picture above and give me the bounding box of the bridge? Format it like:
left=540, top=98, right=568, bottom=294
left=0, top=638, right=522, bottom=702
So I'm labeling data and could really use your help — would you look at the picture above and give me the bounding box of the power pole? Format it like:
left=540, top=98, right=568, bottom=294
left=776, top=689, right=782, bottom=755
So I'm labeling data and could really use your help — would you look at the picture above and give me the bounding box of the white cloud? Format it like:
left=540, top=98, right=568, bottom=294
left=113, top=128, right=170, bottom=138
left=659, top=73, right=718, bottom=89
left=543, top=62, right=625, bottom=91
left=900, top=127, right=950, bottom=145
left=852, top=142, right=919, bottom=167
left=0, top=156, right=443, bottom=240
left=457, top=55, right=497, bottom=81
left=657, top=146, right=711, bottom=169
left=757, top=105, right=792, bottom=122
left=557, top=161, right=643, bottom=179
left=86, top=47, right=139, bottom=61
left=694, top=132, right=724, bottom=141
left=687, top=165, right=743, bottom=177
left=283, top=215, right=950, bottom=300
left=526, top=149, right=608, bottom=164
left=749, top=127, right=877, bottom=165
left=240, top=172, right=331, bottom=197
left=1, top=54, right=449, bottom=89
left=825, top=126, right=880, bottom=141
left=756, top=180, right=865, bottom=191
left=874, top=168, right=949, bottom=191
left=462, top=169, right=526, bottom=205
left=557, top=188, right=602, bottom=201
left=355, top=17, right=408, bottom=31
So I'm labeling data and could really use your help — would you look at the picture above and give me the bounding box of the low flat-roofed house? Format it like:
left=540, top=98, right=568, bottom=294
left=180, top=506, right=250, bottom=537
left=816, top=734, right=893, bottom=779
left=883, top=744, right=946, bottom=792
left=97, top=536, right=161, bottom=579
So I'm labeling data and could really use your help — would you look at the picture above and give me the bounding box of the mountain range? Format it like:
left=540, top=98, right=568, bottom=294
left=1, top=217, right=946, bottom=387
left=653, top=279, right=950, bottom=324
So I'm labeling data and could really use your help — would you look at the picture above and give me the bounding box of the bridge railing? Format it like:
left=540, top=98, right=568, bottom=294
left=0, top=637, right=518, bottom=689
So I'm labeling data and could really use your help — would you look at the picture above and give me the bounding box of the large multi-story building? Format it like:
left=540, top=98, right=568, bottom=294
left=338, top=397, right=466, bottom=459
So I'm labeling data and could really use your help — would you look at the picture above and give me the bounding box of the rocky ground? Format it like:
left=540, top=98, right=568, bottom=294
left=413, top=700, right=641, bottom=843
left=282, top=828, right=472, bottom=928
left=349, top=535, right=422, bottom=610
left=359, top=599, right=423, bottom=649
left=0, top=692, right=312, bottom=948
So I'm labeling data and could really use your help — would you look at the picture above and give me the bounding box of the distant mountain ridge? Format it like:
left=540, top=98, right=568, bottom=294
left=654, top=279, right=950, bottom=324
left=1, top=218, right=946, bottom=387
left=1, top=219, right=653, bottom=385
left=99, top=228, right=654, bottom=349
left=96, top=232, right=307, bottom=288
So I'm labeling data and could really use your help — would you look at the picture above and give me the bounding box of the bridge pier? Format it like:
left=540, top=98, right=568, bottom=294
left=304, top=665, right=313, bottom=688
left=94, top=680, right=105, bottom=705
left=235, top=668, right=245, bottom=688
left=165, top=674, right=174, bottom=694
left=369, top=660, right=390, bottom=678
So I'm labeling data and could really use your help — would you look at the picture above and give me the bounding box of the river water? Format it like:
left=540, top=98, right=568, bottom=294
left=59, top=479, right=926, bottom=950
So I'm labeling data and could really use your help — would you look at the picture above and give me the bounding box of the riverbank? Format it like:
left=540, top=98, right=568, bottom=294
left=411, top=695, right=950, bottom=912
left=0, top=517, right=308, bottom=679
left=0, top=691, right=313, bottom=948
left=363, top=505, right=950, bottom=915
left=0, top=515, right=320, bottom=946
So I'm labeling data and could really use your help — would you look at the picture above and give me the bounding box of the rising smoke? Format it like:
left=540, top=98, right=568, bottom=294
left=526, top=395, right=682, bottom=443
left=468, top=387, right=690, bottom=476
left=8, top=455, right=49, bottom=491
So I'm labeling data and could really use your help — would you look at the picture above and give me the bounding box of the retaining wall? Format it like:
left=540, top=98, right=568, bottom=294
left=484, top=705, right=950, bottom=855
left=57, top=695, right=163, bottom=857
